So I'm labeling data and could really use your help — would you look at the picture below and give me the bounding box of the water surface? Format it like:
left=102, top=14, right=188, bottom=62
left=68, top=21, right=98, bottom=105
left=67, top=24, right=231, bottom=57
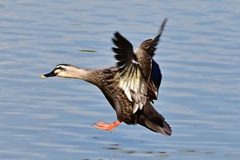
left=0, top=0, right=239, bottom=160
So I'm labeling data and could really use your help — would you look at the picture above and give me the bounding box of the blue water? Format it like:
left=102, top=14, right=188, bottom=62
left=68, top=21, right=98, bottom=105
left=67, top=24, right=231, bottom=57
left=0, top=0, right=239, bottom=160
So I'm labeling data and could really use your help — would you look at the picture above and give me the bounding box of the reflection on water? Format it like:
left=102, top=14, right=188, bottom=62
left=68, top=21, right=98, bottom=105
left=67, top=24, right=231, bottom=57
left=101, top=144, right=222, bottom=159
left=0, top=0, right=240, bottom=160
left=79, top=49, right=97, bottom=53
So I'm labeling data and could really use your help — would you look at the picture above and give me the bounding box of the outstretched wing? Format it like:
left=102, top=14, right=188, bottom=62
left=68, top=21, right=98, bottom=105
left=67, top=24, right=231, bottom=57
left=138, top=18, right=167, bottom=100
left=112, top=32, right=148, bottom=114
left=112, top=18, right=167, bottom=113
left=140, top=18, right=167, bottom=57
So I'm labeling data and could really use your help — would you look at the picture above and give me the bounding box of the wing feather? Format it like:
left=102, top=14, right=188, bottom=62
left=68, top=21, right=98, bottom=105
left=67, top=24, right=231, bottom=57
left=112, top=19, right=167, bottom=113
left=113, top=32, right=148, bottom=113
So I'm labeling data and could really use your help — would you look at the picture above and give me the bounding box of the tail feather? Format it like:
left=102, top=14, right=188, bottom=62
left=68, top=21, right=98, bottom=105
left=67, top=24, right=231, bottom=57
left=137, top=102, right=172, bottom=136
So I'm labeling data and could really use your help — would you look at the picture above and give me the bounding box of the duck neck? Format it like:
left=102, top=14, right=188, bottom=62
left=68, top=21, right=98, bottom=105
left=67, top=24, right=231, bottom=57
left=71, top=67, right=90, bottom=79
left=62, top=67, right=99, bottom=84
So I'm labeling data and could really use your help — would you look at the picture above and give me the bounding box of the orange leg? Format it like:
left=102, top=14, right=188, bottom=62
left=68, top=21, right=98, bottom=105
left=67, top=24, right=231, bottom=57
left=93, top=120, right=121, bottom=132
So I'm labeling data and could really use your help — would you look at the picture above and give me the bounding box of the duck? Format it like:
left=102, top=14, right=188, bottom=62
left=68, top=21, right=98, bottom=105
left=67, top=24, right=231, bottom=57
left=41, top=18, right=172, bottom=136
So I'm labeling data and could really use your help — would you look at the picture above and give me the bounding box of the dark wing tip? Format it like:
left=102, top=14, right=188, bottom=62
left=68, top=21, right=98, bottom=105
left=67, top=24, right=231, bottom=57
left=142, top=18, right=168, bottom=57
left=112, top=31, right=133, bottom=49
left=114, top=31, right=121, bottom=38
left=158, top=18, right=167, bottom=37
left=112, top=31, right=135, bottom=70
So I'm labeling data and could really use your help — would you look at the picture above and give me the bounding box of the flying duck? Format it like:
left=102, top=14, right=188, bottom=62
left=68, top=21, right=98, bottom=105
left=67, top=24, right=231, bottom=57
left=41, top=19, right=172, bottom=135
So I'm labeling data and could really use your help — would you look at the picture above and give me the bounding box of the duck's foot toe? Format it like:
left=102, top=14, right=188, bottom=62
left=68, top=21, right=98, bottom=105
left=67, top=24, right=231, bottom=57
left=93, top=120, right=121, bottom=132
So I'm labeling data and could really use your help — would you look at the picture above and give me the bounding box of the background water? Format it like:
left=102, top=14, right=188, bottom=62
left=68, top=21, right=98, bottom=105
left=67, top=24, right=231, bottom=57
left=0, top=0, right=239, bottom=160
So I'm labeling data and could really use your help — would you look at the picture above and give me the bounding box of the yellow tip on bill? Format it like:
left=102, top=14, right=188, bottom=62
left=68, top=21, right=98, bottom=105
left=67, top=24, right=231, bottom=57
left=41, top=75, right=46, bottom=78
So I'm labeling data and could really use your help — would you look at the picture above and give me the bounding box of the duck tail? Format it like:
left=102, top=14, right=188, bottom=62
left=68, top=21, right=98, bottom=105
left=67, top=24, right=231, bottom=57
left=137, top=102, right=172, bottom=136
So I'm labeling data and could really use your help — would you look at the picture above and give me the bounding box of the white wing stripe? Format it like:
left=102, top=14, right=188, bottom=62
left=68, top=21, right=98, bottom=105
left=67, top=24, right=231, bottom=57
left=116, top=64, right=148, bottom=114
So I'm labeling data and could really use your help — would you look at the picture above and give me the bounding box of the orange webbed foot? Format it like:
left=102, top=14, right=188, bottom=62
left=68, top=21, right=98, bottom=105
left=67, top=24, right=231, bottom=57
left=93, top=120, right=121, bottom=132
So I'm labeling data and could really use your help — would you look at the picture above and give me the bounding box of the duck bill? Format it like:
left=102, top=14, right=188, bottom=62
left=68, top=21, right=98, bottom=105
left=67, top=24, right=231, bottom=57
left=41, top=70, right=56, bottom=78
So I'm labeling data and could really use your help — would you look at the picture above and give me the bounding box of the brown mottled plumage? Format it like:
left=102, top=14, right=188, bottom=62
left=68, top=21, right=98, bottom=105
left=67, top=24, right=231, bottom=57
left=41, top=19, right=172, bottom=136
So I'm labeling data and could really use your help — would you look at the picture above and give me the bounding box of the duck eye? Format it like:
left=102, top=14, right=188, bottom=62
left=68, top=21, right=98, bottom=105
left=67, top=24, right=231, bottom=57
left=53, top=66, right=67, bottom=74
